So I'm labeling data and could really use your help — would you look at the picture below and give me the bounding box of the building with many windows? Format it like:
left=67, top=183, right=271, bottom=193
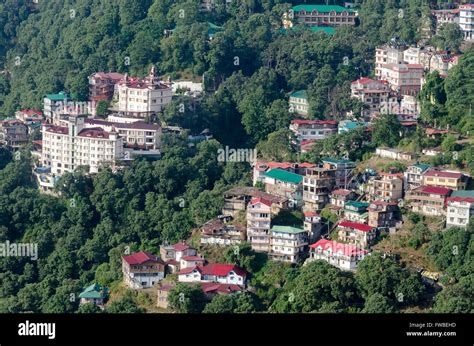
left=303, top=166, right=336, bottom=211
left=289, top=90, right=309, bottom=116
left=0, top=120, right=29, bottom=149
left=290, top=5, right=356, bottom=28
left=446, top=191, right=474, bottom=229
left=460, top=4, right=474, bottom=41
left=405, top=186, right=452, bottom=217
left=422, top=169, right=469, bottom=191
left=113, top=66, right=172, bottom=117
left=351, top=78, right=395, bottom=118
left=307, top=239, right=368, bottom=271
left=289, top=120, right=338, bottom=142
left=246, top=197, right=272, bottom=253
left=40, top=116, right=124, bottom=178
left=122, top=251, right=166, bottom=289
left=269, top=226, right=309, bottom=263
left=337, top=221, right=376, bottom=249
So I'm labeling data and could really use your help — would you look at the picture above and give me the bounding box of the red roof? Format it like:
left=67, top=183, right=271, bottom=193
left=122, top=251, right=163, bottom=265
left=172, top=242, right=192, bottom=252
left=249, top=197, right=272, bottom=207
left=77, top=127, right=111, bottom=139
left=424, top=170, right=464, bottom=179
left=45, top=125, right=69, bottom=135
left=417, top=186, right=452, bottom=196
left=338, top=221, right=374, bottom=232
left=447, top=196, right=474, bottom=203
left=304, top=211, right=320, bottom=217
left=178, top=264, right=247, bottom=277
left=310, top=239, right=368, bottom=257
left=200, top=282, right=242, bottom=295
left=351, top=77, right=388, bottom=86
left=18, top=109, right=42, bottom=116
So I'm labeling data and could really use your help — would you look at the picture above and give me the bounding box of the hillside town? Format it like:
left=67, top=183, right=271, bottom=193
left=0, top=1, right=473, bottom=325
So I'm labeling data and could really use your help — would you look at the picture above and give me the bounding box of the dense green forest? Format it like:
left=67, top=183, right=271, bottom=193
left=0, top=0, right=473, bottom=313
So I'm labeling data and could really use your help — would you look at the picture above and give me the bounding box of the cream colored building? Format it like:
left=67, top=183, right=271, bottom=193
left=115, top=67, right=172, bottom=117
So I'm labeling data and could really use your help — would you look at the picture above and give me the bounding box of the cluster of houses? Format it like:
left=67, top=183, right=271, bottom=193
left=192, top=155, right=473, bottom=273
left=0, top=65, right=211, bottom=193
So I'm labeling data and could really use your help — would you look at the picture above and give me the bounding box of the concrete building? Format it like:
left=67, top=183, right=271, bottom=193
left=291, top=5, right=356, bottom=28
left=351, top=78, right=395, bottom=118
left=43, top=91, right=69, bottom=121
left=289, top=90, right=309, bottom=116
left=366, top=173, right=404, bottom=202
left=122, top=251, right=166, bottom=289
left=367, top=201, right=401, bottom=229
left=304, top=211, right=323, bottom=243
left=222, top=186, right=289, bottom=218
left=289, top=120, right=338, bottom=142
left=405, top=186, right=452, bottom=217
left=246, top=197, right=272, bottom=253
left=422, top=169, right=469, bottom=191
left=404, top=163, right=431, bottom=190
left=114, top=66, right=172, bottom=117
left=375, top=43, right=406, bottom=79
left=460, top=4, right=474, bottom=41
left=343, top=200, right=370, bottom=224
left=378, top=63, right=424, bottom=96
left=303, top=166, right=336, bottom=211
left=337, top=221, right=376, bottom=249
left=307, top=239, right=368, bottom=271
left=0, top=120, right=29, bottom=149
left=178, top=264, right=247, bottom=286
left=40, top=116, right=124, bottom=176
left=89, top=72, right=124, bottom=103
left=263, top=168, right=303, bottom=207
left=269, top=226, right=309, bottom=263
left=446, top=191, right=474, bottom=229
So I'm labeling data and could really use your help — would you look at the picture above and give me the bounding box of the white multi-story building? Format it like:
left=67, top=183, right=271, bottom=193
left=432, top=9, right=460, bottom=34
left=246, top=197, right=272, bottom=253
left=375, top=43, right=406, bottom=79
left=306, top=239, right=368, bottom=271
left=289, top=90, right=309, bottom=116
left=269, top=226, right=309, bottom=263
left=114, top=66, right=172, bottom=117
left=43, top=91, right=69, bottom=121
left=350, top=78, right=396, bottom=118
left=446, top=192, right=474, bottom=229
left=460, top=4, right=474, bottom=41
left=289, top=120, right=338, bottom=142
left=41, top=116, right=124, bottom=178
left=85, top=118, right=161, bottom=150
left=177, top=264, right=247, bottom=286
left=122, top=251, right=166, bottom=289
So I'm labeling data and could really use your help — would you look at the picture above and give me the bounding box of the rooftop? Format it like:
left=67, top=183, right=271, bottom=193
left=338, top=221, right=374, bottom=232
left=264, top=168, right=303, bottom=185
left=293, top=5, right=354, bottom=13
left=271, top=225, right=306, bottom=234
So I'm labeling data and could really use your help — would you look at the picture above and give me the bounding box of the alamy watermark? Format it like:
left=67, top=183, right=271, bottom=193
left=217, top=146, right=257, bottom=163
left=0, top=240, right=38, bottom=260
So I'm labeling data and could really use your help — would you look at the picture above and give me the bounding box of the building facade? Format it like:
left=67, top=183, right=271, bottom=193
left=405, top=186, right=452, bottom=216
left=269, top=226, right=309, bottom=263
left=291, top=5, right=356, bottom=28
left=114, top=67, right=172, bottom=117
left=289, top=90, right=309, bottom=116
left=122, top=251, right=166, bottom=289
left=246, top=197, right=272, bottom=253
left=289, top=120, right=338, bottom=142
left=307, top=239, right=368, bottom=271
left=337, top=221, right=376, bottom=249
left=446, top=191, right=474, bottom=229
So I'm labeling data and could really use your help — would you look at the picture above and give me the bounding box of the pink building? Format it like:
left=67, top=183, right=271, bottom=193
left=379, top=64, right=424, bottom=96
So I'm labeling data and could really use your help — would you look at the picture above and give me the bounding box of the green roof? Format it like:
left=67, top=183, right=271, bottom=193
left=451, top=190, right=474, bottom=198
left=289, top=90, right=308, bottom=99
left=413, top=163, right=431, bottom=171
left=271, top=225, right=306, bottom=234
left=280, top=26, right=335, bottom=35
left=264, top=168, right=303, bottom=184
left=293, top=5, right=354, bottom=13
left=208, top=22, right=223, bottom=37
left=46, top=91, right=68, bottom=101
left=79, top=283, right=108, bottom=299
left=345, top=200, right=370, bottom=210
